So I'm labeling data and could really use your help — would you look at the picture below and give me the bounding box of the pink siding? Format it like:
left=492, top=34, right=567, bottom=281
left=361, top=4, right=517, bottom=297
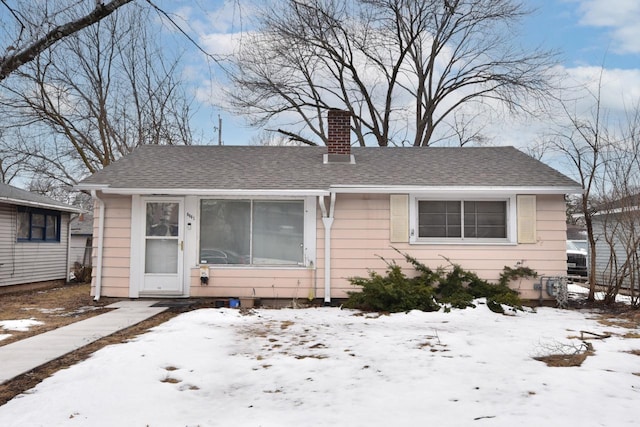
left=95, top=192, right=567, bottom=301
left=90, top=194, right=131, bottom=298
left=318, top=194, right=567, bottom=301
left=188, top=268, right=317, bottom=299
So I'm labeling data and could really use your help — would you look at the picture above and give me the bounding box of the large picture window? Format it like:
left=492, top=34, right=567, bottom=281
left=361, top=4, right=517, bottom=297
left=17, top=208, right=61, bottom=242
left=418, top=200, right=507, bottom=240
left=199, top=199, right=304, bottom=266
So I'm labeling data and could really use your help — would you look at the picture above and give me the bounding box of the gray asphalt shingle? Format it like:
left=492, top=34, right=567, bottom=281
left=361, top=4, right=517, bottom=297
left=77, top=145, right=580, bottom=190
left=0, top=182, right=80, bottom=211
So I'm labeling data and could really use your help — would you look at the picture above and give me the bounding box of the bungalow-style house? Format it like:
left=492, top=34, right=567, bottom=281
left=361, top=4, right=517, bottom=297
left=76, top=111, right=581, bottom=302
left=0, top=182, right=81, bottom=293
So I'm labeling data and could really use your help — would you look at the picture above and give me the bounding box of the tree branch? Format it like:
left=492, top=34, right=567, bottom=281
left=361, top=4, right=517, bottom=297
left=0, top=0, right=134, bottom=81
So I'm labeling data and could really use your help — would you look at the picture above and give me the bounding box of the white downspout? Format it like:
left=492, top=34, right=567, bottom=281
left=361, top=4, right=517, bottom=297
left=319, top=192, right=336, bottom=305
left=91, top=190, right=105, bottom=302
left=65, top=213, right=75, bottom=284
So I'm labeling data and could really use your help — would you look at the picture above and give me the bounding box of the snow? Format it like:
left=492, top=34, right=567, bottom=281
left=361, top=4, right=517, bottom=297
left=0, top=303, right=638, bottom=426
left=0, top=318, right=44, bottom=332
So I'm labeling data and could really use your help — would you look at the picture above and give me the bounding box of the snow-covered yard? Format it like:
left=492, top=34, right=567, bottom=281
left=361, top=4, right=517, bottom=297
left=0, top=294, right=638, bottom=426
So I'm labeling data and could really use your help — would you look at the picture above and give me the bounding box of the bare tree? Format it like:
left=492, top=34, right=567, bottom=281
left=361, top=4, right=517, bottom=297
left=592, top=106, right=640, bottom=306
left=225, top=0, right=557, bottom=147
left=0, top=0, right=135, bottom=81
left=0, top=131, right=28, bottom=183
left=548, top=83, right=611, bottom=302
left=0, top=2, right=193, bottom=188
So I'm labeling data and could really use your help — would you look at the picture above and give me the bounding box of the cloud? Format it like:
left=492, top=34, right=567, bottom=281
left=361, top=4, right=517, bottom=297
left=563, top=65, right=640, bottom=112
left=575, top=0, right=640, bottom=54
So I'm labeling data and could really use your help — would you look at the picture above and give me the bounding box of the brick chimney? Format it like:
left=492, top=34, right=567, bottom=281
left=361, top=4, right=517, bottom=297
left=326, top=109, right=353, bottom=163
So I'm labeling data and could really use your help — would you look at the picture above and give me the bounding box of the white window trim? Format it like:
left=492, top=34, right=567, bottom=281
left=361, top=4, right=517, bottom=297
left=196, top=195, right=316, bottom=268
left=409, top=194, right=517, bottom=245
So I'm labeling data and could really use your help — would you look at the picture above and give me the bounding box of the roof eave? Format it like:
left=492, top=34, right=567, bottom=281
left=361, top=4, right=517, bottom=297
left=330, top=185, right=583, bottom=195
left=0, top=197, right=83, bottom=213
left=77, top=186, right=331, bottom=197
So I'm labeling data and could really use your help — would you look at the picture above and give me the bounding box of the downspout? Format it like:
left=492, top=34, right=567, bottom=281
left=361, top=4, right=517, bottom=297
left=91, top=190, right=105, bottom=302
left=319, top=192, right=336, bottom=305
left=65, top=213, right=75, bottom=284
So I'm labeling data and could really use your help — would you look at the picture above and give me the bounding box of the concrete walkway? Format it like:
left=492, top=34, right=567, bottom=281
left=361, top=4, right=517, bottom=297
left=0, top=300, right=167, bottom=385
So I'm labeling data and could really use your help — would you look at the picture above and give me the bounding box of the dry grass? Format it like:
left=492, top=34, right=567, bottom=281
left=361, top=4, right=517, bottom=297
left=0, top=310, right=178, bottom=406
left=0, top=283, right=121, bottom=347
left=534, top=351, right=593, bottom=367
left=0, top=284, right=187, bottom=406
left=596, top=309, right=640, bottom=330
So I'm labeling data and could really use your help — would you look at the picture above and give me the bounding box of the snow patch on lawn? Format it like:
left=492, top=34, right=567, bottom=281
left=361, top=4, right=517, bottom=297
left=0, top=319, right=44, bottom=332
left=0, top=305, right=638, bottom=426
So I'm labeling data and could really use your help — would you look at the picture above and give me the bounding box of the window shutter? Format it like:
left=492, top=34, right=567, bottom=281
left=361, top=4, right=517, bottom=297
left=517, top=195, right=537, bottom=244
left=390, top=194, right=409, bottom=243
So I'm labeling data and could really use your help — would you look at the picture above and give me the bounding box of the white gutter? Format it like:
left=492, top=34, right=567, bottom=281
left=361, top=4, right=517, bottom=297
left=329, top=185, right=583, bottom=195
left=319, top=192, right=336, bottom=304
left=75, top=185, right=329, bottom=197
left=91, top=190, right=106, bottom=302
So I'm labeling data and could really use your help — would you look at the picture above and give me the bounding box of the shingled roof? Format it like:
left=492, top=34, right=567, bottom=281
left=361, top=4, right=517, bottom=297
left=0, top=182, right=81, bottom=212
left=77, top=145, right=580, bottom=193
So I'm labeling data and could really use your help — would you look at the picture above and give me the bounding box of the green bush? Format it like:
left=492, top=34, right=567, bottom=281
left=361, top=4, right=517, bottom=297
left=345, top=250, right=535, bottom=314
left=344, top=262, right=440, bottom=312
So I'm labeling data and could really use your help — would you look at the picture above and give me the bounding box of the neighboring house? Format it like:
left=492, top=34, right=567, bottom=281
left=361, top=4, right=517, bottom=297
left=0, top=182, right=81, bottom=292
left=69, top=213, right=94, bottom=268
left=591, top=198, right=640, bottom=291
left=76, top=111, right=581, bottom=302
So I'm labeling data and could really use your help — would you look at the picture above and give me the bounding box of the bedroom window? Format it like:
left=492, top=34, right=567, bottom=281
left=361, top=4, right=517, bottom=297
left=17, top=208, right=61, bottom=242
left=199, top=199, right=304, bottom=266
left=417, top=200, right=507, bottom=240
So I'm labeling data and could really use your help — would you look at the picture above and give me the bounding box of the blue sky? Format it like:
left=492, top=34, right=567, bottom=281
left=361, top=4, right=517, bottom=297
left=524, top=0, right=639, bottom=69
left=156, top=0, right=639, bottom=147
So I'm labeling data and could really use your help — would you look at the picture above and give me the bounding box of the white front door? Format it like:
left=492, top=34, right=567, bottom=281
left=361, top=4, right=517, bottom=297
left=141, top=199, right=184, bottom=295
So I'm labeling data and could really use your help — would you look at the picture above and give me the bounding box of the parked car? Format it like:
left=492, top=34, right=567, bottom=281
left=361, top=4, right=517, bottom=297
left=200, top=249, right=248, bottom=265
left=566, top=240, right=588, bottom=277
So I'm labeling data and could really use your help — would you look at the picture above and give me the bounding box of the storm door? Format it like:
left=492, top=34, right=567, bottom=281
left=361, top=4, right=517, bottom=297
left=141, top=199, right=184, bottom=294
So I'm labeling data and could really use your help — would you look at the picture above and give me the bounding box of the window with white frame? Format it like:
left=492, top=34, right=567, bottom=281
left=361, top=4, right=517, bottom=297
left=416, top=199, right=508, bottom=240
left=199, top=199, right=304, bottom=266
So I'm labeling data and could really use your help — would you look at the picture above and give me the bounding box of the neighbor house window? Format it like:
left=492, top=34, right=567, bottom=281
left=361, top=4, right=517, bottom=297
left=199, top=199, right=304, bottom=266
left=17, top=208, right=61, bottom=242
left=417, top=200, right=507, bottom=240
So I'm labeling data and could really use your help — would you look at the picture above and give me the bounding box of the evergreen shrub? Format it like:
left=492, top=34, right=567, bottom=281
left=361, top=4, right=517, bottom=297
left=344, top=250, right=536, bottom=313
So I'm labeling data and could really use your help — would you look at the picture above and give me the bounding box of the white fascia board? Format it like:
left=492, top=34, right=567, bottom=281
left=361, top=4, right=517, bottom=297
left=74, top=183, right=110, bottom=192
left=330, top=185, right=583, bottom=195
left=0, top=197, right=83, bottom=213
left=82, top=187, right=331, bottom=197
left=591, top=205, right=640, bottom=217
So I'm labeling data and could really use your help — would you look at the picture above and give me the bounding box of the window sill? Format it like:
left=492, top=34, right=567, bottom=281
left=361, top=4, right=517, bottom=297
left=410, top=239, right=517, bottom=246
left=196, top=264, right=312, bottom=270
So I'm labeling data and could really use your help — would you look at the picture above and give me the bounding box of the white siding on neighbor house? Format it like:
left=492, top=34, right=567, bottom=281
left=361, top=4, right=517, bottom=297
left=69, top=235, right=92, bottom=267
left=592, top=215, right=639, bottom=289
left=0, top=203, right=70, bottom=287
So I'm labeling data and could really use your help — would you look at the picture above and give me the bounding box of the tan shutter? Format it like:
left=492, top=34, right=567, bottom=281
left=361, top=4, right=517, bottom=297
left=390, top=194, right=409, bottom=243
left=517, top=195, right=537, bottom=243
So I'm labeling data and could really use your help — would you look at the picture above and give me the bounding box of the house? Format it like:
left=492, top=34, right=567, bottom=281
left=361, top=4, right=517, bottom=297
left=76, top=111, right=582, bottom=302
left=591, top=196, right=640, bottom=291
left=0, top=182, right=81, bottom=293
left=69, top=213, right=94, bottom=268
